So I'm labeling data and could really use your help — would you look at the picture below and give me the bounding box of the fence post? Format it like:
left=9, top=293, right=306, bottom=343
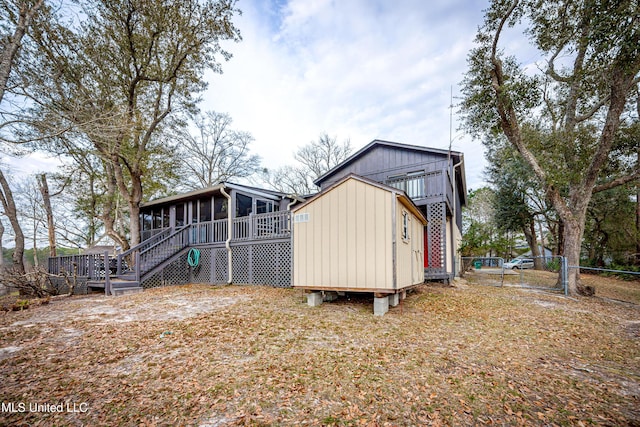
left=561, top=256, right=569, bottom=295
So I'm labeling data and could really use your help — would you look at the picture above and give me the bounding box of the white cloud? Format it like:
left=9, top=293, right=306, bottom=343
left=203, top=0, right=492, bottom=190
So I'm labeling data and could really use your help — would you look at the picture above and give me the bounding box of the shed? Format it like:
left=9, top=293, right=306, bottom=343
left=292, top=174, right=427, bottom=315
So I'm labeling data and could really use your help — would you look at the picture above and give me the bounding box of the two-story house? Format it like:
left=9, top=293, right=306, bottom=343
left=48, top=140, right=466, bottom=294
left=314, top=140, right=467, bottom=282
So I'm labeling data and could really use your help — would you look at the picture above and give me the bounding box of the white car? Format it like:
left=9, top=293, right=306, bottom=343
left=503, top=258, right=534, bottom=270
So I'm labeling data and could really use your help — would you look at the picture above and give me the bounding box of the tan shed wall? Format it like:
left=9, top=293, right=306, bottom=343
left=293, top=178, right=393, bottom=290
left=395, top=199, right=425, bottom=289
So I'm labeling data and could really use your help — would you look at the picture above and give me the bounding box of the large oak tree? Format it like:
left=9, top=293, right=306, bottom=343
left=461, top=0, right=640, bottom=295
left=21, top=0, right=241, bottom=249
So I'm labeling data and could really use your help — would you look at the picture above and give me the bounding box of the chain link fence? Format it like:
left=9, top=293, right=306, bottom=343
left=461, top=256, right=567, bottom=293
left=568, top=265, right=640, bottom=304
left=461, top=257, right=639, bottom=303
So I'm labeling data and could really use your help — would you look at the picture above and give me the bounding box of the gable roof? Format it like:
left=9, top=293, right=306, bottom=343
left=314, top=139, right=467, bottom=206
left=314, top=139, right=464, bottom=186
left=293, top=173, right=427, bottom=224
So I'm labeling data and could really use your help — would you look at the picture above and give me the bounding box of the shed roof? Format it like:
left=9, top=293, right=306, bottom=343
left=293, top=173, right=427, bottom=225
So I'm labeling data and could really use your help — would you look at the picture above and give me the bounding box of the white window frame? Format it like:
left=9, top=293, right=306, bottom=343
left=402, top=210, right=410, bottom=242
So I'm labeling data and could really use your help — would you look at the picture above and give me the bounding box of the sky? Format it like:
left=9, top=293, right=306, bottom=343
left=200, top=0, right=492, bottom=191
left=13, top=0, right=495, bottom=191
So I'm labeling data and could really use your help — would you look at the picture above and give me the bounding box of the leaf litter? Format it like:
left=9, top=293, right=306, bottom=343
left=0, top=280, right=638, bottom=426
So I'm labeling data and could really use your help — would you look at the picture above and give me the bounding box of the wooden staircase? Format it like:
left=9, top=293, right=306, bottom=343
left=87, top=271, right=143, bottom=296
left=87, top=226, right=192, bottom=295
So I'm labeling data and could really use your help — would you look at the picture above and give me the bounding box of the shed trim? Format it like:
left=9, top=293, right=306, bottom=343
left=293, top=173, right=426, bottom=225
left=392, top=192, right=397, bottom=290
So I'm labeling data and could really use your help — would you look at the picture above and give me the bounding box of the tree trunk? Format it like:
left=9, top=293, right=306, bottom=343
left=636, top=143, right=640, bottom=265
left=0, top=219, right=4, bottom=267
left=32, top=224, right=38, bottom=267
left=101, top=163, right=129, bottom=252
left=37, top=174, right=56, bottom=257
left=0, top=169, right=25, bottom=274
left=522, top=218, right=542, bottom=268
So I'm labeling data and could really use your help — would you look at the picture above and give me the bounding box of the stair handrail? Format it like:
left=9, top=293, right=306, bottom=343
left=137, top=225, right=191, bottom=278
left=118, top=228, right=171, bottom=261
left=115, top=227, right=182, bottom=276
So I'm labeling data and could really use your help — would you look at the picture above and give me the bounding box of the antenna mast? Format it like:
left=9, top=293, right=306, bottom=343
left=448, top=85, right=453, bottom=165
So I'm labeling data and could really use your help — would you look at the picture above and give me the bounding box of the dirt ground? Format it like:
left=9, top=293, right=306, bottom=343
left=0, top=279, right=638, bottom=426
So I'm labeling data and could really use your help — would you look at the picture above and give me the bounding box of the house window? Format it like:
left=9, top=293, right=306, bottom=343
left=236, top=193, right=252, bottom=217
left=191, top=201, right=198, bottom=224
left=152, top=209, right=162, bottom=229
left=402, top=211, right=410, bottom=242
left=256, top=200, right=273, bottom=214
left=176, top=203, right=185, bottom=227
left=199, top=198, right=212, bottom=222
left=162, top=208, right=170, bottom=228
left=214, top=198, right=228, bottom=220
left=142, top=212, right=152, bottom=231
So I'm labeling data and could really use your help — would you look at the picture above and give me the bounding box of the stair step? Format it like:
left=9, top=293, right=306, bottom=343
left=110, top=279, right=140, bottom=288
left=112, top=287, right=143, bottom=296
left=87, top=281, right=105, bottom=288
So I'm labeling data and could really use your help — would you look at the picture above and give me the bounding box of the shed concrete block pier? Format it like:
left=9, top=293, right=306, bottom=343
left=374, top=296, right=389, bottom=316
left=307, top=292, right=323, bottom=307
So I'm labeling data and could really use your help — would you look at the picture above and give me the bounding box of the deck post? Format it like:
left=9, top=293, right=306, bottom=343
left=104, top=251, right=111, bottom=296
left=135, top=251, right=141, bottom=284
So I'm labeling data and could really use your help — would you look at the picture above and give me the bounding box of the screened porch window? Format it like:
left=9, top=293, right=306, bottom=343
left=236, top=193, right=252, bottom=217
left=175, top=203, right=185, bottom=227
left=162, top=209, right=170, bottom=228
left=142, top=212, right=152, bottom=231
left=152, top=209, right=162, bottom=229
left=199, top=198, right=212, bottom=222
left=214, top=198, right=228, bottom=220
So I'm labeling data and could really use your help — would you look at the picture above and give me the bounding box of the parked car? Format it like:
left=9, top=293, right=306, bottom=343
left=503, top=258, right=534, bottom=270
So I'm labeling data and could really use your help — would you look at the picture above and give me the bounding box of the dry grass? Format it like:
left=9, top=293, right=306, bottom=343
left=0, top=279, right=638, bottom=426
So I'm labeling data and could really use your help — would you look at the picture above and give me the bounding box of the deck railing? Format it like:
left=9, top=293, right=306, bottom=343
left=48, top=211, right=293, bottom=285
left=233, top=211, right=291, bottom=241
left=387, top=173, right=427, bottom=199
left=47, top=252, right=111, bottom=281
left=386, top=168, right=457, bottom=205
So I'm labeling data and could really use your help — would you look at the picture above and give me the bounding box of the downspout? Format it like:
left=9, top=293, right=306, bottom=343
left=220, top=187, right=233, bottom=284
left=286, top=195, right=297, bottom=211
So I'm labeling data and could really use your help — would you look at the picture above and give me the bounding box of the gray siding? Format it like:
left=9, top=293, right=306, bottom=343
left=318, top=145, right=449, bottom=190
